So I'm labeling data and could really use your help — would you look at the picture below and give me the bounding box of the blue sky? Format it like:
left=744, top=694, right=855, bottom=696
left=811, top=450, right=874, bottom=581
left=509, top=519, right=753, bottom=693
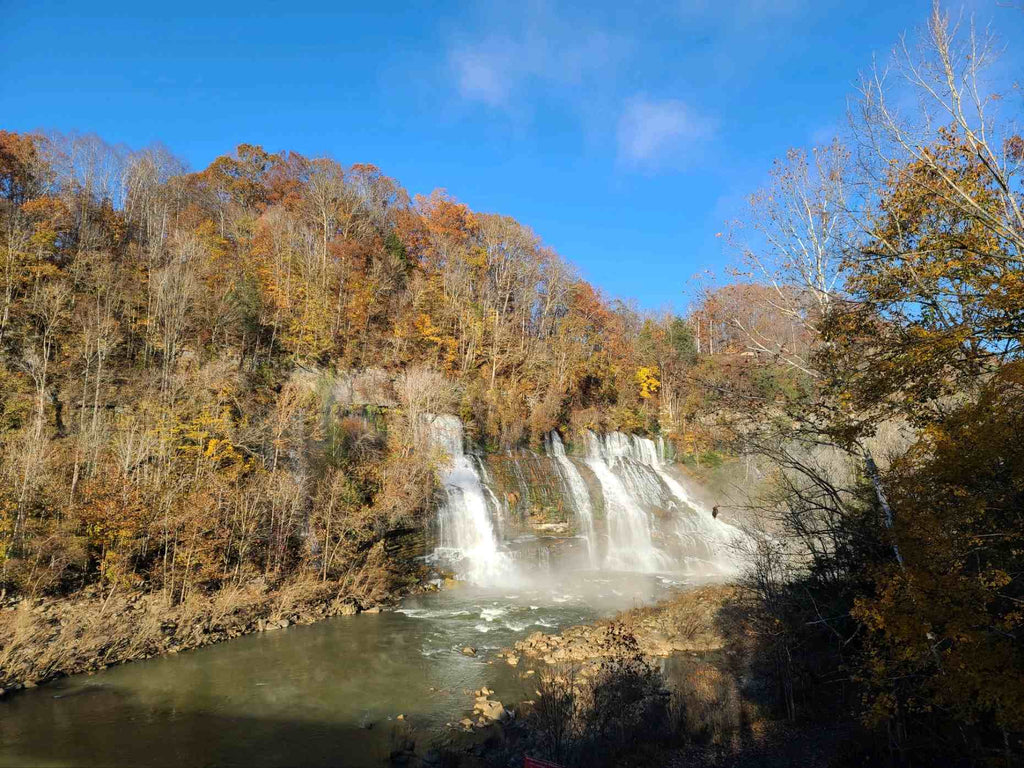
left=2, top=0, right=1020, bottom=310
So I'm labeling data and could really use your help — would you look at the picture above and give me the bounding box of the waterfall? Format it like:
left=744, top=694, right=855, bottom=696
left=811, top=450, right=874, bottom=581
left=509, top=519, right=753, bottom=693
left=653, top=463, right=744, bottom=576
left=582, top=430, right=745, bottom=576
left=425, top=415, right=515, bottom=585
left=583, top=431, right=672, bottom=572
left=548, top=432, right=599, bottom=568
left=423, top=413, right=744, bottom=585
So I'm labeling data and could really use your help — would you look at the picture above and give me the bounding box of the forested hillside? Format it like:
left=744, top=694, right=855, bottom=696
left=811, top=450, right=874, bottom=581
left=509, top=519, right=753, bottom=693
left=1, top=4, right=1023, bottom=764
left=0, top=123, right=736, bottom=601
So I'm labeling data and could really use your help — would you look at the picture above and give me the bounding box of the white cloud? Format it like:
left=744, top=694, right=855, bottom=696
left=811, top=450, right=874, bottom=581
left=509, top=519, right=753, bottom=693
left=616, top=97, right=715, bottom=168
left=446, top=5, right=627, bottom=111
left=451, top=47, right=514, bottom=107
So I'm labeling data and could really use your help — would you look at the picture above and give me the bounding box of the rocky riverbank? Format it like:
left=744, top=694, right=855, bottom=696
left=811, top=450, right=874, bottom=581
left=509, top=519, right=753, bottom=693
left=0, top=573, right=434, bottom=694
left=456, top=583, right=855, bottom=768
left=499, top=583, right=739, bottom=670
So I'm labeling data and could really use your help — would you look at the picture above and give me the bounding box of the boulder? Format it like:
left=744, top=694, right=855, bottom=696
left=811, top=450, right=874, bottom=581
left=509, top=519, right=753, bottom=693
left=473, top=698, right=506, bottom=721
left=336, top=597, right=362, bottom=616
left=461, top=646, right=477, bottom=657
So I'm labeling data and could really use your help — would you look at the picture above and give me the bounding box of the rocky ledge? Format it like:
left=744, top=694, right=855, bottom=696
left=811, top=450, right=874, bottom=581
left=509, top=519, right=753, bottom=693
left=499, top=584, right=739, bottom=669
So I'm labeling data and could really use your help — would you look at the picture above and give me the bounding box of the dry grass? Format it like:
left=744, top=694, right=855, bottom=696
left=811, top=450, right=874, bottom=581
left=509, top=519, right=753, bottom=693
left=0, top=570, right=401, bottom=691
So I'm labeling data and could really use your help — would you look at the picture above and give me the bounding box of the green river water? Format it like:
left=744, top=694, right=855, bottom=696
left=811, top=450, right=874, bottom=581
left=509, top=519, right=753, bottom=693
left=0, top=564, right=682, bottom=767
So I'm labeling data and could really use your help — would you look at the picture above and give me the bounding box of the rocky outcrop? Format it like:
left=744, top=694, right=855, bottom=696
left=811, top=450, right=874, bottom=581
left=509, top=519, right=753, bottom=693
left=502, top=584, right=739, bottom=668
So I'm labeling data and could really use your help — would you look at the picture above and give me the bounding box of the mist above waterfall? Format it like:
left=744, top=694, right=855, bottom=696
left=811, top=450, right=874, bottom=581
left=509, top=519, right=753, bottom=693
left=425, top=416, right=746, bottom=587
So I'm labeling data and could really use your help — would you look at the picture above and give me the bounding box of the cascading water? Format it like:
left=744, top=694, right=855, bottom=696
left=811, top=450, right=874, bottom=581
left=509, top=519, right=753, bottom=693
left=426, top=413, right=745, bottom=585
left=573, top=430, right=746, bottom=575
left=548, top=432, right=599, bottom=568
left=583, top=431, right=671, bottom=572
left=425, top=415, right=515, bottom=585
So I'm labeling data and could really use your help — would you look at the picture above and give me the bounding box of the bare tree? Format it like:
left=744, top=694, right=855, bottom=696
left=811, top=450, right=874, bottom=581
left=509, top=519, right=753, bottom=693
left=855, top=3, right=1024, bottom=255
left=731, top=140, right=852, bottom=376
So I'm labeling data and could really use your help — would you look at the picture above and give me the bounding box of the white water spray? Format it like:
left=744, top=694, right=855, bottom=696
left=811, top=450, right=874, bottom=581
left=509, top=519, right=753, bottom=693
left=583, top=431, right=673, bottom=572
left=426, top=415, right=516, bottom=586
left=425, top=414, right=744, bottom=585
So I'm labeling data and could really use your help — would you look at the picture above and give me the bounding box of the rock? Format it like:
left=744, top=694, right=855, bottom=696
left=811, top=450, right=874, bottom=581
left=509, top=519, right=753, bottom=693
left=24, top=681, right=37, bottom=688
left=506, top=655, right=519, bottom=666
left=362, top=606, right=381, bottom=614
left=474, top=698, right=506, bottom=721
left=337, top=598, right=362, bottom=616
left=458, top=717, right=474, bottom=729
left=396, top=713, right=405, bottom=721
left=276, top=618, right=290, bottom=629
left=461, top=646, right=477, bottom=656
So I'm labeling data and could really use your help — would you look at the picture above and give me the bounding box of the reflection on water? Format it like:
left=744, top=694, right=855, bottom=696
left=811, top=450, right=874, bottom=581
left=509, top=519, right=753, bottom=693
left=0, top=567, right=682, bottom=767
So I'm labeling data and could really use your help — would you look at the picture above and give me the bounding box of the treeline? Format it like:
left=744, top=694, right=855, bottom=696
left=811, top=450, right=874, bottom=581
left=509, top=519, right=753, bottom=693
left=0, top=118, right=739, bottom=600
left=687, top=7, right=1024, bottom=765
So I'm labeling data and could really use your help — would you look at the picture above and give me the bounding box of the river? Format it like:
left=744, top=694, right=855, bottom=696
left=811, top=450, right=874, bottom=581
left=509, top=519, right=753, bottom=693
left=0, top=564, right=681, bottom=767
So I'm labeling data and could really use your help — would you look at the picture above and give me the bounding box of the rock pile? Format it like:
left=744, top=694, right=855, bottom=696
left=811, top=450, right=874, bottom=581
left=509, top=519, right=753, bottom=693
left=502, top=584, right=738, bottom=668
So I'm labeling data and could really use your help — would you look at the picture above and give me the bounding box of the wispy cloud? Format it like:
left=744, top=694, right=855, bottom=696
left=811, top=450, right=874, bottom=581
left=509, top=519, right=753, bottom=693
left=616, top=97, right=715, bottom=169
left=451, top=47, right=515, bottom=107
left=446, top=4, right=628, bottom=111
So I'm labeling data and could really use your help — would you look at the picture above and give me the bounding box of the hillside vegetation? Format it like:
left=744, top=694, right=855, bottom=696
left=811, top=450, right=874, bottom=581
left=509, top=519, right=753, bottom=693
left=0, top=118, right=730, bottom=602
left=1, top=5, right=1023, bottom=765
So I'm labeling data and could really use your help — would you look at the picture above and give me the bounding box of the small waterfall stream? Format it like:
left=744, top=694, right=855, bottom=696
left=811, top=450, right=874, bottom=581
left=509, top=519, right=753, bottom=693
left=548, top=432, right=599, bottom=568
left=427, top=415, right=516, bottom=585
left=427, top=416, right=745, bottom=585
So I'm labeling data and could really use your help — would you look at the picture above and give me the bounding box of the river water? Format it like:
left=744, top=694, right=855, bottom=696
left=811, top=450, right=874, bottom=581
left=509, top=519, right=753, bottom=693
left=0, top=566, right=680, bottom=767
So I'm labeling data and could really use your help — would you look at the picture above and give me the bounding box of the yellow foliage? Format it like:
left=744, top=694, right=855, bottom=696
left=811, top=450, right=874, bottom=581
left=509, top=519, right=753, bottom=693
left=635, top=366, right=661, bottom=399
